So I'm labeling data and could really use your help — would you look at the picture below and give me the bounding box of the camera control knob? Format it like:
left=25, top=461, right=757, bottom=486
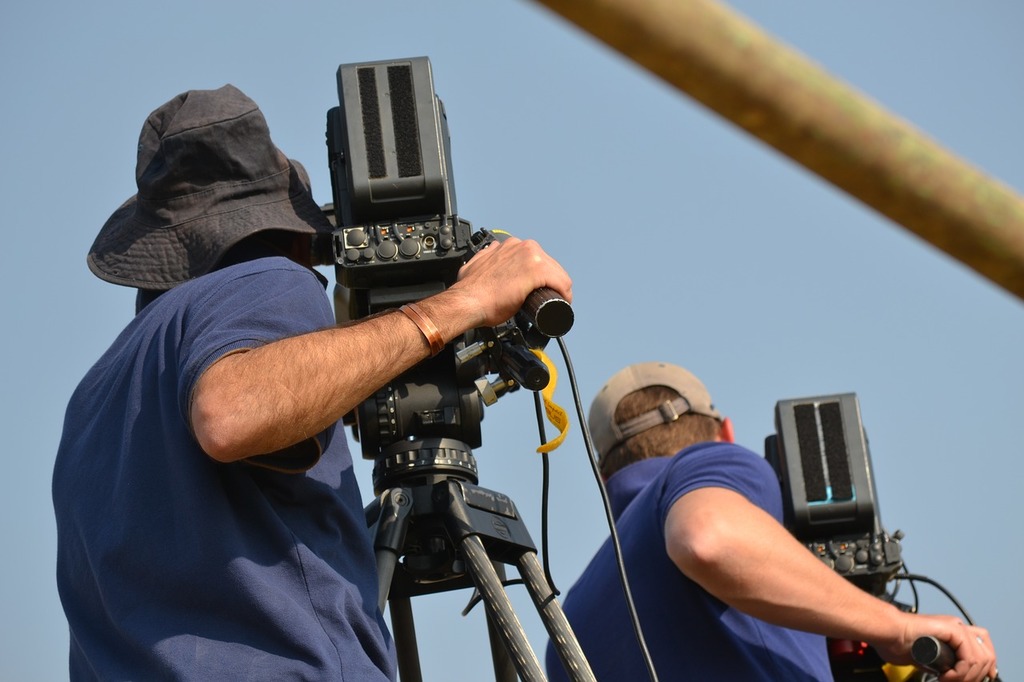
left=376, top=240, right=398, bottom=260
left=438, top=224, right=453, bottom=248
left=346, top=227, right=367, bottom=249
left=835, top=555, right=854, bottom=573
left=399, top=238, right=421, bottom=258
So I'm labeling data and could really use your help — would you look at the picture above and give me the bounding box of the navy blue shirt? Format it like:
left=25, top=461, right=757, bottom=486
left=546, top=442, right=833, bottom=681
left=53, top=257, right=395, bottom=681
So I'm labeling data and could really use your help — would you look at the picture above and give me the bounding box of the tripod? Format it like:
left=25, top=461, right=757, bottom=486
left=366, top=437, right=595, bottom=682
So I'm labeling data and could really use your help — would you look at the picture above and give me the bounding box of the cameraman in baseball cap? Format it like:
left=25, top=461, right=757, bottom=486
left=545, top=361, right=997, bottom=682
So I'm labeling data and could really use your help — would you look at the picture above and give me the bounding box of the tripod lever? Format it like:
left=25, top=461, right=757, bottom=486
left=371, top=487, right=414, bottom=612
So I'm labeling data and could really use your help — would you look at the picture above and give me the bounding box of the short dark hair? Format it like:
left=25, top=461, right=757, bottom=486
left=599, top=385, right=722, bottom=478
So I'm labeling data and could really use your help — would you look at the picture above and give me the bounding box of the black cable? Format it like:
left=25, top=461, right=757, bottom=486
left=533, top=390, right=560, bottom=594
left=556, top=337, right=660, bottom=682
left=892, top=573, right=976, bottom=625
left=896, top=561, right=920, bottom=613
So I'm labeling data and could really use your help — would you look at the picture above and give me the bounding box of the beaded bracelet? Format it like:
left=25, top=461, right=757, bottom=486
left=399, top=302, right=445, bottom=356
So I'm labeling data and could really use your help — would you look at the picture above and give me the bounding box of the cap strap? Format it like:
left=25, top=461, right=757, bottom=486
left=615, top=397, right=692, bottom=441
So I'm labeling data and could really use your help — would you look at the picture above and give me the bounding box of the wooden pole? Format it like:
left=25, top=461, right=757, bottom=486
left=531, top=0, right=1024, bottom=300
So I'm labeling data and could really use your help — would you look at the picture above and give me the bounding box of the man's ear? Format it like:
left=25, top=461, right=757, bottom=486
left=719, top=417, right=735, bottom=443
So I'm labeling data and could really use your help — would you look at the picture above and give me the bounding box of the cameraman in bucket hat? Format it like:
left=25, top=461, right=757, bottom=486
left=545, top=362, right=996, bottom=682
left=53, top=84, right=571, bottom=681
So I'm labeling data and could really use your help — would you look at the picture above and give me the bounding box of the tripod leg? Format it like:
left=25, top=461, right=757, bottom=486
left=375, top=548, right=399, bottom=614
left=517, top=552, right=596, bottom=682
left=486, top=561, right=518, bottom=682
left=368, top=488, right=423, bottom=679
left=460, top=534, right=546, bottom=682
left=389, top=596, right=424, bottom=682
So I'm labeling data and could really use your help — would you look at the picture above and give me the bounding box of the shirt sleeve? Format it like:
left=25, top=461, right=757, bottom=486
left=177, top=260, right=336, bottom=470
left=657, top=442, right=786, bottom=527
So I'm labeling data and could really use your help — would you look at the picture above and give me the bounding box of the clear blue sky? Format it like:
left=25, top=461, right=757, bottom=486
left=2, top=1, right=1021, bottom=679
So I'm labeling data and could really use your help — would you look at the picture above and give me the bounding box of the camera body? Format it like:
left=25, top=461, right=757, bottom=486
left=323, top=57, right=549, bottom=493
left=765, top=393, right=903, bottom=596
left=325, top=56, right=472, bottom=316
left=323, top=57, right=480, bottom=483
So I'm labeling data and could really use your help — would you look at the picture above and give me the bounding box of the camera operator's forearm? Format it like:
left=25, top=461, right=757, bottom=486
left=667, top=487, right=997, bottom=680
left=665, top=488, right=905, bottom=645
left=191, top=234, right=570, bottom=462
left=191, top=287, right=481, bottom=463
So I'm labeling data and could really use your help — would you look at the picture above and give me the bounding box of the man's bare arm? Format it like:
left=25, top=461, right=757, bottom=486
left=191, top=237, right=572, bottom=462
left=665, top=487, right=996, bottom=681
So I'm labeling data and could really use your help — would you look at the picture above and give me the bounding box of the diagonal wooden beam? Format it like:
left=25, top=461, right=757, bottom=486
left=532, top=0, right=1024, bottom=301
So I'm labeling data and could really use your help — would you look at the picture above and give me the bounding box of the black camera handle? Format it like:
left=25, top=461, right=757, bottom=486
left=469, top=229, right=574, bottom=340
left=912, top=636, right=1003, bottom=681
left=519, top=287, right=574, bottom=339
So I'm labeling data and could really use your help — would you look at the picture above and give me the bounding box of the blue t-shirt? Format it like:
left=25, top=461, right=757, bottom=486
left=546, top=442, right=833, bottom=681
left=53, top=257, right=396, bottom=681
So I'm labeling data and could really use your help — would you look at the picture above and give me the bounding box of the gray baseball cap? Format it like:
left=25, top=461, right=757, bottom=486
left=588, top=361, right=722, bottom=459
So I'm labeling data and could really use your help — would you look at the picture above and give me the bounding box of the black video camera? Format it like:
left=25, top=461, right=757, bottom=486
left=765, top=393, right=903, bottom=596
left=324, top=57, right=470, bottom=314
left=322, top=57, right=564, bottom=493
